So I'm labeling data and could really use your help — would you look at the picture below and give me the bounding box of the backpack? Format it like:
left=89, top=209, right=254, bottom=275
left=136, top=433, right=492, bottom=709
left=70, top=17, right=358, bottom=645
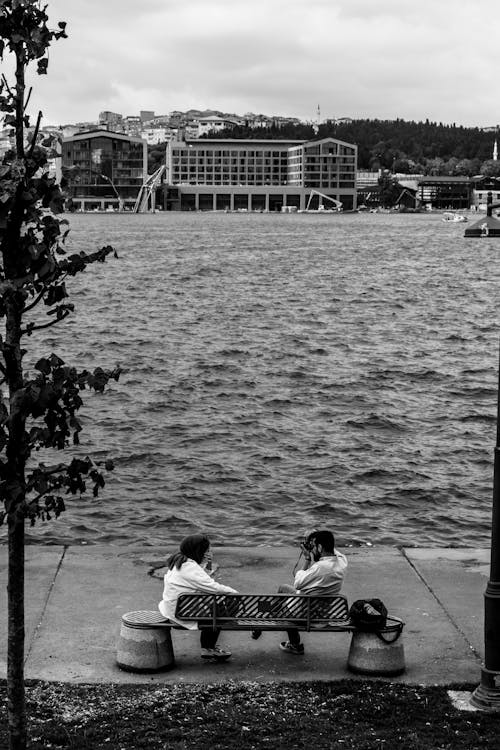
left=348, top=598, right=388, bottom=631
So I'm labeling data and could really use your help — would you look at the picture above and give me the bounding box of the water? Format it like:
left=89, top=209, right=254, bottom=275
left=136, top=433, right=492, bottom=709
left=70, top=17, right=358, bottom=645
left=13, top=211, right=500, bottom=548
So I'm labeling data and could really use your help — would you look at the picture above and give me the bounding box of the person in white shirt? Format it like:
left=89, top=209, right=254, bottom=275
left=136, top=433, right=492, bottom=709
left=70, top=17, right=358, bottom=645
left=274, top=529, right=347, bottom=655
left=159, top=534, right=238, bottom=660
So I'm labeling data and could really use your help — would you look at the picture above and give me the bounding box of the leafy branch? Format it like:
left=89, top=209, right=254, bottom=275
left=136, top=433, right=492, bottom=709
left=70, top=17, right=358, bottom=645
left=0, top=5, right=119, bottom=748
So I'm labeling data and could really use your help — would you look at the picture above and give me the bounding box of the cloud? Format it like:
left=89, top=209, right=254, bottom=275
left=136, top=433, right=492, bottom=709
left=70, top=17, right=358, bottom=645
left=7, top=0, right=500, bottom=127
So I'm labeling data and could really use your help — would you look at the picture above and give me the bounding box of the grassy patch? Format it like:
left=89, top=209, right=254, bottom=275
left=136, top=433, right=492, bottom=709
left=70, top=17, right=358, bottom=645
left=0, top=680, right=499, bottom=749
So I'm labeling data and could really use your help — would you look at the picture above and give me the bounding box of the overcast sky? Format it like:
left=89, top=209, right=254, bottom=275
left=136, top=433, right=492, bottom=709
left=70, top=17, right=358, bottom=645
left=18, top=0, right=500, bottom=128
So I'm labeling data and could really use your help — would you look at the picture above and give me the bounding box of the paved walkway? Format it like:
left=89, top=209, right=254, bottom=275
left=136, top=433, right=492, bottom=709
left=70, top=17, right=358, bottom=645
left=0, top=545, right=490, bottom=685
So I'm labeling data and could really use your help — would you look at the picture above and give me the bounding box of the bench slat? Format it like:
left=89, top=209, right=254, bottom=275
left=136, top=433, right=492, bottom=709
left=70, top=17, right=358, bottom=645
left=175, top=593, right=351, bottom=631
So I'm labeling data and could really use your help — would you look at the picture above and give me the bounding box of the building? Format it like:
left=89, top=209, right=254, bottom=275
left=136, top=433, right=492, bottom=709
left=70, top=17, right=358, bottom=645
left=98, top=111, right=124, bottom=131
left=417, top=176, right=471, bottom=210
left=196, top=115, right=239, bottom=137
left=164, top=136, right=357, bottom=211
left=470, top=176, right=500, bottom=210
left=61, top=130, right=147, bottom=211
left=141, top=126, right=174, bottom=145
left=123, top=116, right=142, bottom=137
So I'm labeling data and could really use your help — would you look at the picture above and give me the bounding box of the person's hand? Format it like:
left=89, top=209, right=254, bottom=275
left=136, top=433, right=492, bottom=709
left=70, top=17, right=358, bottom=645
left=202, top=550, right=213, bottom=570
left=300, top=543, right=311, bottom=560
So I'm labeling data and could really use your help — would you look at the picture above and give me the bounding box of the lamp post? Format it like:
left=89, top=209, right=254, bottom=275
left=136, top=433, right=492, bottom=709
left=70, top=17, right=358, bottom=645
left=470, top=343, right=500, bottom=709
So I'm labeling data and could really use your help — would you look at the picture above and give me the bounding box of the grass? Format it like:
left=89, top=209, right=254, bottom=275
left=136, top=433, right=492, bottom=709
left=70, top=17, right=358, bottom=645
left=1, top=679, right=500, bottom=749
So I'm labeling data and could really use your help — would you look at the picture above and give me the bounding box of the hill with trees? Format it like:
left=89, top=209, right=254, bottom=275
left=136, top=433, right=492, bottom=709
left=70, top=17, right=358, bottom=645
left=147, top=117, right=500, bottom=177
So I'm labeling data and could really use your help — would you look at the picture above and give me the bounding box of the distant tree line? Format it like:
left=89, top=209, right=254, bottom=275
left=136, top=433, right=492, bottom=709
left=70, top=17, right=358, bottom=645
left=148, top=118, right=500, bottom=177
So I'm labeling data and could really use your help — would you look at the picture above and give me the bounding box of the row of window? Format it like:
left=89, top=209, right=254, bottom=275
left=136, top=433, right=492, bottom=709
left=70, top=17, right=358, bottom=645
left=172, top=178, right=355, bottom=188
left=172, top=149, right=290, bottom=158
left=67, top=156, right=144, bottom=168
left=172, top=158, right=288, bottom=166
left=65, top=140, right=143, bottom=152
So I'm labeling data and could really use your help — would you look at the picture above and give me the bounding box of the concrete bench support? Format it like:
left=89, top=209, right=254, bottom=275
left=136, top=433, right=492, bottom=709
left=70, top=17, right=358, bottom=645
left=116, top=599, right=406, bottom=676
left=347, top=627, right=405, bottom=676
left=117, top=611, right=175, bottom=673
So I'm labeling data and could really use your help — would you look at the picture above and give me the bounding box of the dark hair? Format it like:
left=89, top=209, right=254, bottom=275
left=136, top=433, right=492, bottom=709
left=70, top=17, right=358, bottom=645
left=167, top=534, right=210, bottom=570
left=311, top=530, right=335, bottom=553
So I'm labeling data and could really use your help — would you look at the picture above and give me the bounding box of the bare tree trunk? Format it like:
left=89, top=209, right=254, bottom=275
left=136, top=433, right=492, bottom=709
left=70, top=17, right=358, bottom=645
left=7, top=516, right=26, bottom=750
left=4, top=244, right=28, bottom=750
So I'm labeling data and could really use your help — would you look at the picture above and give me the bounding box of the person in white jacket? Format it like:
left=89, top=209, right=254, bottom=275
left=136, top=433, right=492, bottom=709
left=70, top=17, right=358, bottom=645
left=159, top=534, right=238, bottom=660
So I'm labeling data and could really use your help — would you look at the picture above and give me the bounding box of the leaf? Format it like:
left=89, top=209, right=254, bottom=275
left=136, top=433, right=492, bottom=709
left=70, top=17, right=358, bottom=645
left=48, top=353, right=64, bottom=368
left=37, top=57, right=48, bottom=75
left=34, top=357, right=51, bottom=375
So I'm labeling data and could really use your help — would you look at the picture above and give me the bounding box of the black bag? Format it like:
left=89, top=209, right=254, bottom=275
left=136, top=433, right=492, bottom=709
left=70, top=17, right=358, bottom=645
left=349, top=598, right=388, bottom=631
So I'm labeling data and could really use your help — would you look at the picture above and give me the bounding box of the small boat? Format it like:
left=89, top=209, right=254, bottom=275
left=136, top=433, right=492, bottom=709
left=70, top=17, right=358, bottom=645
left=442, top=212, right=468, bottom=223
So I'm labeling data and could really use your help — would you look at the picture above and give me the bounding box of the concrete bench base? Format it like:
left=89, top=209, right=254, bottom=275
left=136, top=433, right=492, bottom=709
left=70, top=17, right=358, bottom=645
left=347, top=628, right=406, bottom=677
left=116, top=611, right=175, bottom=673
left=117, top=607, right=406, bottom=676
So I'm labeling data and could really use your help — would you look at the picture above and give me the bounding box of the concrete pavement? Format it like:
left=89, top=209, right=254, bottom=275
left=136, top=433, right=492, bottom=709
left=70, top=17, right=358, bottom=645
left=0, top=545, right=490, bottom=685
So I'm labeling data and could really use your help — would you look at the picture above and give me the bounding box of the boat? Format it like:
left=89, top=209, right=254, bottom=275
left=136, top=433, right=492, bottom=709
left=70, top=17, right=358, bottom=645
left=298, top=189, right=343, bottom=213
left=442, top=212, right=468, bottom=223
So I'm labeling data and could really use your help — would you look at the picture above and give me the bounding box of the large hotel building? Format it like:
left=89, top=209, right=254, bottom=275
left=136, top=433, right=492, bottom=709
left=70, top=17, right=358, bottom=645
left=165, top=136, right=358, bottom=211
left=59, top=131, right=357, bottom=211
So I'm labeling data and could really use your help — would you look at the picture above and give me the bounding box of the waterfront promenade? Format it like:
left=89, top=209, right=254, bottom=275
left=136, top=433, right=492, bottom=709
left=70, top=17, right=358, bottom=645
left=0, top=545, right=490, bottom=686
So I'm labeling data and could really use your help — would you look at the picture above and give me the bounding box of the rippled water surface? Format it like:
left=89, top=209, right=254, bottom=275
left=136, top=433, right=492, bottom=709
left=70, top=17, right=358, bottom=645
left=16, top=211, right=500, bottom=548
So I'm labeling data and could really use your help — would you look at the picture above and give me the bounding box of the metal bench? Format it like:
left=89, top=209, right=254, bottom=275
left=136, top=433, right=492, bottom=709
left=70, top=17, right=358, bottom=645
left=175, top=592, right=354, bottom=631
left=116, top=593, right=405, bottom=675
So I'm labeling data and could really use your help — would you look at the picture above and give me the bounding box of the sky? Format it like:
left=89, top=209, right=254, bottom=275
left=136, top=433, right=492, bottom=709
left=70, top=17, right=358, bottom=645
left=13, top=0, right=500, bottom=128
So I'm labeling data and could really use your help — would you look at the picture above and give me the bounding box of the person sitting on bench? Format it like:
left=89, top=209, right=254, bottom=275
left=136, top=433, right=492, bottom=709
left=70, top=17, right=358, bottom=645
left=273, top=529, right=347, bottom=655
left=159, top=534, right=238, bottom=661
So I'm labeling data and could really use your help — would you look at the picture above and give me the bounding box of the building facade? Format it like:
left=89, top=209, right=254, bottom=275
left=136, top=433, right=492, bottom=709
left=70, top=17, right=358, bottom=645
left=164, top=136, right=357, bottom=211
left=417, top=176, right=471, bottom=210
left=61, top=130, right=147, bottom=210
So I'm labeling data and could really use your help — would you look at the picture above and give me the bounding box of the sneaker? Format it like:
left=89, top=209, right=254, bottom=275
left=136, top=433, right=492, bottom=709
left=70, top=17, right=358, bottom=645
left=201, top=646, right=232, bottom=660
left=251, top=629, right=262, bottom=640
left=279, top=641, right=304, bottom=655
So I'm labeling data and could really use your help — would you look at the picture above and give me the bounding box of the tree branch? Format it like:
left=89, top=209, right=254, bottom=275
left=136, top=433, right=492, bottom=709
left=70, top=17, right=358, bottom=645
left=21, top=310, right=70, bottom=335
left=23, top=87, right=32, bottom=114
left=23, top=286, right=47, bottom=313
left=26, top=110, right=42, bottom=160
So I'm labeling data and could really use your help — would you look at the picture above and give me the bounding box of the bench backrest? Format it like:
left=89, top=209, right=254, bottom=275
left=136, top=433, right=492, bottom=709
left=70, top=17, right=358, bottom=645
left=175, top=593, right=350, bottom=630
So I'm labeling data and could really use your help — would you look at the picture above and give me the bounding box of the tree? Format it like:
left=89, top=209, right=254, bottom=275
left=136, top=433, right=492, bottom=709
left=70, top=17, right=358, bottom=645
left=480, top=159, right=500, bottom=178
left=0, top=3, right=120, bottom=748
left=377, top=171, right=401, bottom=208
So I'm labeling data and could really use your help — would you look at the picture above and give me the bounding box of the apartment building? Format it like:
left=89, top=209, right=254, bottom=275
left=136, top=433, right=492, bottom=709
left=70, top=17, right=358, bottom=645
left=164, top=136, right=357, bottom=211
left=61, top=130, right=147, bottom=210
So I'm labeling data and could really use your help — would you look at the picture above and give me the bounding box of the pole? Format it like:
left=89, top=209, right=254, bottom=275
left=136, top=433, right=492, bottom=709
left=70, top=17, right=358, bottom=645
left=471, top=341, right=500, bottom=709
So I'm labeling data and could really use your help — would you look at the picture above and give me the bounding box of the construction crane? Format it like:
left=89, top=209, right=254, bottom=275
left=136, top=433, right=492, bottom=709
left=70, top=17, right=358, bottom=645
left=300, top=189, right=343, bottom=212
left=133, top=165, right=166, bottom=213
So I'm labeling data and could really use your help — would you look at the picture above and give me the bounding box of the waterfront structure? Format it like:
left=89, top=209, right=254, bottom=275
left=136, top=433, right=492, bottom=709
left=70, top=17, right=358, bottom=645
left=61, top=130, right=147, bottom=211
left=417, top=176, right=471, bottom=210
left=164, top=136, right=357, bottom=211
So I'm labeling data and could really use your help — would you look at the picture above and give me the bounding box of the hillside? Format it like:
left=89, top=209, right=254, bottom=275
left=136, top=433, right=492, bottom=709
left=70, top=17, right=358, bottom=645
left=148, top=118, right=500, bottom=177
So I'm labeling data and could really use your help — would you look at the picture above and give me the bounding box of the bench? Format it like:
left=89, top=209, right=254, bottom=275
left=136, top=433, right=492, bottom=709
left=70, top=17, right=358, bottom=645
left=117, top=593, right=405, bottom=675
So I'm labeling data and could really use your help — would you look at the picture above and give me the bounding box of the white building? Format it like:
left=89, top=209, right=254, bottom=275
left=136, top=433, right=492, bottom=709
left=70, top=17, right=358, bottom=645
left=164, top=136, right=357, bottom=211
left=196, top=115, right=239, bottom=137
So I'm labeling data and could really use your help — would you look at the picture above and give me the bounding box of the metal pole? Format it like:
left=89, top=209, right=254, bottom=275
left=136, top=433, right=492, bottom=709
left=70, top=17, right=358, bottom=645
left=471, top=341, right=500, bottom=709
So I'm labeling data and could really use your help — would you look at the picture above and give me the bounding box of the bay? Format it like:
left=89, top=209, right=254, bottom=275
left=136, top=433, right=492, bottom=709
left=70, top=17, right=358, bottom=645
left=15, top=211, right=500, bottom=548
